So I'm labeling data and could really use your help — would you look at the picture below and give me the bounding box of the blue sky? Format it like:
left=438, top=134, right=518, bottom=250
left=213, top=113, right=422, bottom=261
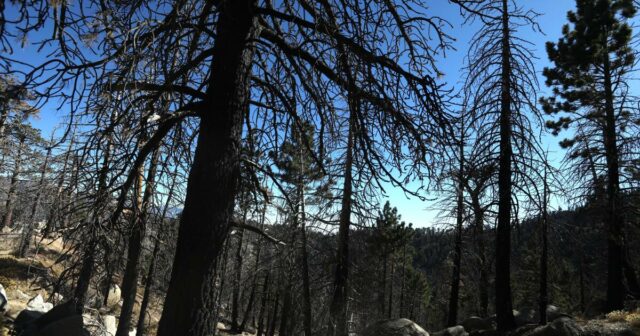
left=381, top=0, right=577, bottom=228
left=17, top=0, right=579, bottom=227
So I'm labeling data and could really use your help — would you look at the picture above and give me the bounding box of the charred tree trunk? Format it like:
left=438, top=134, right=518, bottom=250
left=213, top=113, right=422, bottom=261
left=328, top=105, right=355, bottom=336
left=256, top=273, right=270, bottom=336
left=539, top=167, right=548, bottom=325
left=116, top=146, right=159, bottom=336
left=44, top=134, right=74, bottom=236
left=231, top=211, right=247, bottom=332
left=448, top=133, right=465, bottom=326
left=136, top=237, right=159, bottom=336
left=19, top=146, right=51, bottom=257
left=602, top=49, right=625, bottom=312
left=495, top=0, right=516, bottom=331
left=1, top=135, right=25, bottom=231
left=155, top=1, right=258, bottom=335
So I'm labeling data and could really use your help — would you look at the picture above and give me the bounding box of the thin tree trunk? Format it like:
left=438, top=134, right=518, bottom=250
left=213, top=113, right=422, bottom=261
left=19, top=146, right=51, bottom=257
left=602, top=48, right=625, bottom=312
left=448, top=132, right=465, bottom=326
left=495, top=0, right=516, bottom=330
left=256, top=273, right=270, bottom=336
left=44, top=133, right=74, bottom=236
left=231, top=206, right=248, bottom=332
left=74, top=130, right=112, bottom=313
left=388, top=261, right=394, bottom=319
left=136, top=237, right=160, bottom=336
left=240, top=205, right=267, bottom=331
left=328, top=105, right=355, bottom=336
left=539, top=167, right=548, bottom=325
left=116, top=145, right=160, bottom=336
left=1, top=135, right=25, bottom=231
left=155, top=2, right=258, bottom=335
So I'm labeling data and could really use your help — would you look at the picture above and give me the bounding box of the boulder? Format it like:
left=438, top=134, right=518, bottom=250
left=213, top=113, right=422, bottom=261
left=105, top=285, right=121, bottom=308
left=515, top=308, right=537, bottom=326
left=38, top=314, right=87, bottom=336
left=362, top=318, right=430, bottom=336
left=521, top=317, right=583, bottom=336
left=461, top=317, right=492, bottom=333
left=27, top=294, right=53, bottom=313
left=432, top=325, right=468, bottom=336
left=0, top=283, right=7, bottom=312
left=13, top=310, right=44, bottom=334
left=102, top=315, right=117, bottom=336
left=14, top=300, right=85, bottom=336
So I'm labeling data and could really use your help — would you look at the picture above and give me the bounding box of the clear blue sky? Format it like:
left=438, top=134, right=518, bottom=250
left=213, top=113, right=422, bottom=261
left=19, top=0, right=580, bottom=227
left=381, top=1, right=577, bottom=228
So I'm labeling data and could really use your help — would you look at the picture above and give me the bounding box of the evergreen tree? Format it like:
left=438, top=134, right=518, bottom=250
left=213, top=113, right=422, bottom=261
left=541, top=0, right=639, bottom=311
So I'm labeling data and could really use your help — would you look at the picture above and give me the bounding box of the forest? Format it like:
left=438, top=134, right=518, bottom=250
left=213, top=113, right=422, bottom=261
left=0, top=0, right=638, bottom=336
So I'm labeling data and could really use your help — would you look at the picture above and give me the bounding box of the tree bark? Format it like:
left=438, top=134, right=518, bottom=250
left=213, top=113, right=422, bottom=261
left=1, top=135, right=25, bottom=231
left=328, top=105, right=355, bottom=336
left=136, top=237, right=159, bottom=336
left=539, top=167, right=548, bottom=325
left=496, top=0, right=516, bottom=330
left=116, top=146, right=159, bottom=336
left=155, top=2, right=258, bottom=334
left=19, top=146, right=51, bottom=257
left=602, top=48, right=625, bottom=312
left=447, top=133, right=465, bottom=326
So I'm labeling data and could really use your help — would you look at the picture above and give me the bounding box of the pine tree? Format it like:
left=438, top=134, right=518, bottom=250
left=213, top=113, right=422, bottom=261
left=541, top=0, right=639, bottom=311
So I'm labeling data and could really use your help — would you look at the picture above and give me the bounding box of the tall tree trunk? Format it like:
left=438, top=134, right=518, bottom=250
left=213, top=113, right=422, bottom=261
left=74, top=111, right=114, bottom=313
left=44, top=133, right=75, bottom=236
left=388, top=261, right=394, bottom=319
left=328, top=106, right=355, bottom=336
left=399, top=246, right=407, bottom=317
left=116, top=146, right=159, bottom=336
left=231, top=200, right=250, bottom=333
left=300, top=211, right=312, bottom=336
left=495, top=0, right=516, bottom=330
left=448, top=133, right=465, bottom=326
left=379, top=255, right=388, bottom=318
left=472, top=199, right=488, bottom=317
left=155, top=1, right=258, bottom=335
left=539, top=167, right=548, bottom=325
left=256, top=273, right=270, bottom=336
left=602, top=50, right=625, bottom=312
left=1, top=135, right=25, bottom=231
left=231, top=226, right=245, bottom=332
left=19, top=146, right=51, bottom=257
left=241, top=205, right=267, bottom=331
left=136, top=237, right=159, bottom=336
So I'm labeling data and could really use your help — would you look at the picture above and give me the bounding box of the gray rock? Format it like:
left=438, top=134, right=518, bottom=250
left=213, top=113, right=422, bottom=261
left=102, top=315, right=117, bottom=336
left=432, top=325, right=468, bottom=336
left=461, top=316, right=492, bottom=333
left=105, top=285, right=121, bottom=308
left=521, top=317, right=583, bottom=336
left=27, top=294, right=53, bottom=313
left=0, top=283, right=7, bottom=311
left=515, top=308, right=537, bottom=326
left=362, top=318, right=430, bottom=336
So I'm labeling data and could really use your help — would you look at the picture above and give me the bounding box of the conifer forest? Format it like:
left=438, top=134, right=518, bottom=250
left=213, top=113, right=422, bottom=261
left=0, top=1, right=639, bottom=336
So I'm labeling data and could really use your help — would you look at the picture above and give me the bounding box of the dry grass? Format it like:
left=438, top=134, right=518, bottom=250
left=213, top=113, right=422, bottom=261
left=606, top=309, right=640, bottom=327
